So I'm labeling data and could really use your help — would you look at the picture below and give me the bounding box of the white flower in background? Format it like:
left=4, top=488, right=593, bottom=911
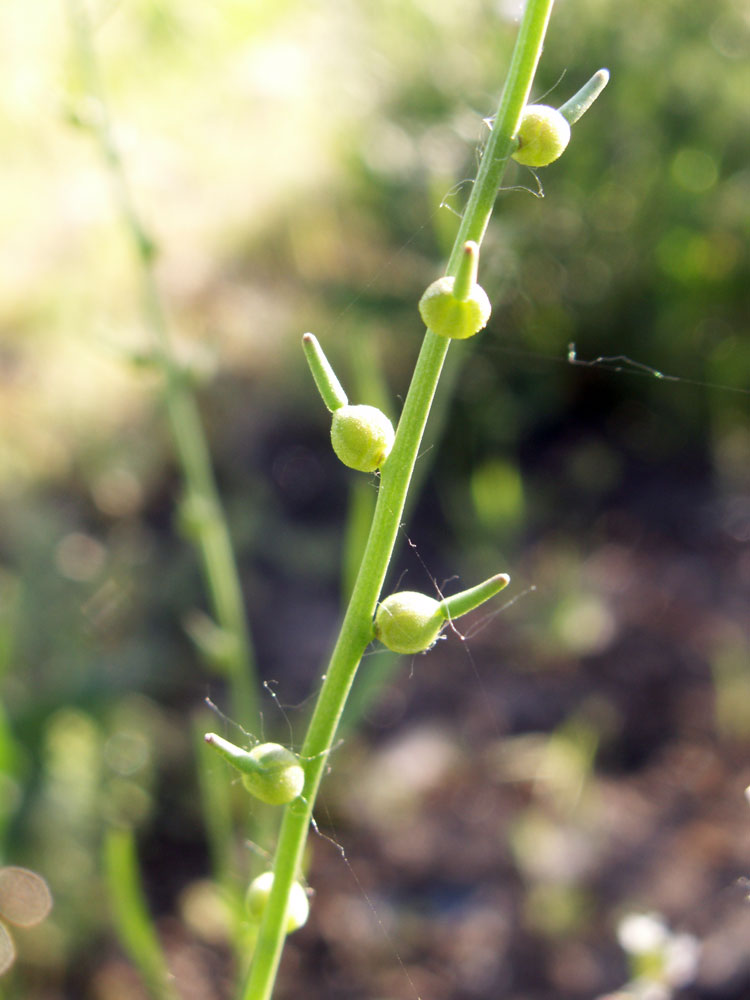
left=615, top=911, right=700, bottom=1000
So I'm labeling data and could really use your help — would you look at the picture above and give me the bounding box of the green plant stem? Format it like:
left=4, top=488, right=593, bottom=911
left=65, top=0, right=257, bottom=727
left=104, top=827, right=180, bottom=1000
left=241, top=3, right=556, bottom=999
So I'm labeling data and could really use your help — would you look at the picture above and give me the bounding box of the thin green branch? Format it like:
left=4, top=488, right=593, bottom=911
left=103, top=827, right=179, bottom=1000
left=64, top=0, right=258, bottom=727
left=240, top=2, right=557, bottom=999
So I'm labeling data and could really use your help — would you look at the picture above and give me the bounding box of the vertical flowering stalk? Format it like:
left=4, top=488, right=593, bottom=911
left=246, top=17, right=610, bottom=995
left=241, top=3, right=562, bottom=999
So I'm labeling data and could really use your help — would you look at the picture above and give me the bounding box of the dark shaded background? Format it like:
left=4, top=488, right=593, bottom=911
left=0, top=0, right=748, bottom=997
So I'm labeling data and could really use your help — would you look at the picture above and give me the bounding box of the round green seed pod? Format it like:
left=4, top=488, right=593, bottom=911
left=374, top=591, right=443, bottom=655
left=246, top=871, right=310, bottom=933
left=330, top=404, right=395, bottom=472
left=418, top=276, right=491, bottom=340
left=512, top=104, right=571, bottom=167
left=241, top=743, right=305, bottom=805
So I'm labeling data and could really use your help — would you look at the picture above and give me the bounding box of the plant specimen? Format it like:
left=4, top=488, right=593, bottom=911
left=209, top=3, right=611, bottom=998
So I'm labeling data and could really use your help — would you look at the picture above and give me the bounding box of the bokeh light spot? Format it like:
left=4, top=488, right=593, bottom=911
left=671, top=147, right=719, bottom=193
left=0, top=868, right=52, bottom=928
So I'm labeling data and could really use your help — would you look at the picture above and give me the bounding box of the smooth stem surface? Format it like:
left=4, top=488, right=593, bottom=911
left=104, top=828, right=180, bottom=1000
left=447, top=0, right=555, bottom=267
left=241, top=3, right=556, bottom=999
left=66, top=0, right=257, bottom=727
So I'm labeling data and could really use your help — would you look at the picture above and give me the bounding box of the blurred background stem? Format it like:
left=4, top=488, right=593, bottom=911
left=103, top=827, right=180, bottom=1000
left=64, top=0, right=259, bottom=728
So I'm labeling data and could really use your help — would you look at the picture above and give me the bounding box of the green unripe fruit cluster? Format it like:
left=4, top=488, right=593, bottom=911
left=241, top=743, right=305, bottom=805
left=330, top=403, right=395, bottom=473
left=246, top=871, right=309, bottom=933
left=418, top=276, right=491, bottom=340
left=511, top=104, right=571, bottom=167
left=374, top=591, right=443, bottom=654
